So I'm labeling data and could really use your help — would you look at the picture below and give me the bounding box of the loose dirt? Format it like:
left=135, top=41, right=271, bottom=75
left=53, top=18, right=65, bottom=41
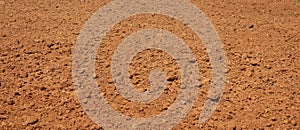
left=0, top=0, right=299, bottom=129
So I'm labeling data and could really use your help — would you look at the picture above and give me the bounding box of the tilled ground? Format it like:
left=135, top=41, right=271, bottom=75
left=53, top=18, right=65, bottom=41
left=0, top=0, right=299, bottom=129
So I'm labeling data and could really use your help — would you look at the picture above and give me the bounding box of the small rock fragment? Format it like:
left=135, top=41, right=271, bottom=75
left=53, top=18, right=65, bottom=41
left=0, top=115, right=7, bottom=120
left=7, top=100, right=14, bottom=105
left=271, top=117, right=277, bottom=122
left=26, top=116, right=39, bottom=125
left=250, top=59, right=260, bottom=66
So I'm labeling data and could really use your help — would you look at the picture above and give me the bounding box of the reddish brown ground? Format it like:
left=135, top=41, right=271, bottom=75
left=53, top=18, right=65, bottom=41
left=0, top=0, right=299, bottom=129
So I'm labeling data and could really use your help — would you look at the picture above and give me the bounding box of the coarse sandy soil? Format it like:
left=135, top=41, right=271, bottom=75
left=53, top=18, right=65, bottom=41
left=0, top=0, right=300, bottom=129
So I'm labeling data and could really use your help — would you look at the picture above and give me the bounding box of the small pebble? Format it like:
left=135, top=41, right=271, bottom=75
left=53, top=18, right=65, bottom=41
left=26, top=116, right=39, bottom=125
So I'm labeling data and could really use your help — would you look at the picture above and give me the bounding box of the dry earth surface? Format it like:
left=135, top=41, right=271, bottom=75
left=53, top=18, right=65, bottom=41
left=0, top=0, right=300, bottom=129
